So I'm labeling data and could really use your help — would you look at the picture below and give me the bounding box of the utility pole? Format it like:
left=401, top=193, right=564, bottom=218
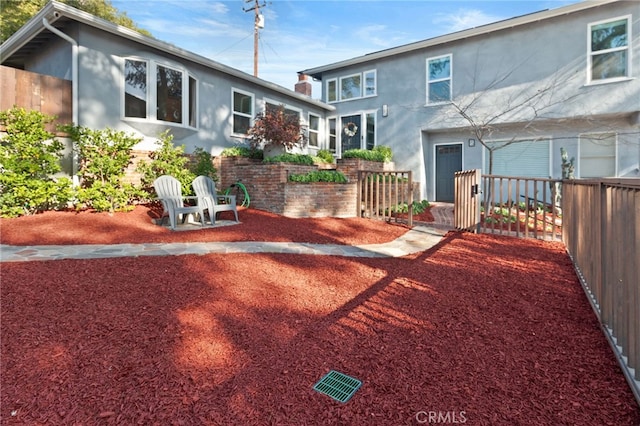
left=243, top=0, right=267, bottom=77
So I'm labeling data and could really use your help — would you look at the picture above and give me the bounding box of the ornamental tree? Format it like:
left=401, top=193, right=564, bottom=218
left=247, top=104, right=307, bottom=151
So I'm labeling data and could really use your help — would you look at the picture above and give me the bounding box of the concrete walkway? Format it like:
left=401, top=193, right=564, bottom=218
left=0, top=226, right=450, bottom=262
left=0, top=204, right=455, bottom=263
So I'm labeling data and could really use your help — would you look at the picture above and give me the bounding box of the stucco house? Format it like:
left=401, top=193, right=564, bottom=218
left=0, top=0, right=333, bottom=165
left=1, top=0, right=639, bottom=203
left=300, top=0, right=640, bottom=201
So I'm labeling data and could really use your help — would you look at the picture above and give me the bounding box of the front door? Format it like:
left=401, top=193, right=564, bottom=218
left=435, top=144, right=462, bottom=202
left=341, top=115, right=362, bottom=153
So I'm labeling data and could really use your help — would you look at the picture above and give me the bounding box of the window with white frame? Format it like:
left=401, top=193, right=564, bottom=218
left=589, top=16, right=630, bottom=82
left=188, top=76, right=197, bottom=127
left=365, top=112, right=376, bottom=150
left=427, top=54, right=452, bottom=103
left=124, top=59, right=147, bottom=118
left=156, top=64, right=183, bottom=123
left=308, top=113, right=320, bottom=147
left=124, top=58, right=197, bottom=127
left=328, top=118, right=337, bottom=152
left=364, top=70, right=376, bottom=96
left=265, top=101, right=301, bottom=120
left=327, top=79, right=337, bottom=103
left=232, top=89, right=254, bottom=135
left=340, top=73, right=361, bottom=100
left=484, top=139, right=550, bottom=177
left=579, top=133, right=616, bottom=177
left=328, top=70, right=377, bottom=103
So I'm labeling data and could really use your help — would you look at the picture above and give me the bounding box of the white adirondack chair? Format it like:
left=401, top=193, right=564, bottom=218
left=153, top=175, right=204, bottom=230
left=192, top=175, right=239, bottom=224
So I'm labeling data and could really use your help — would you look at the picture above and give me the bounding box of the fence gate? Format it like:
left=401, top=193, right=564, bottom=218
left=454, top=169, right=481, bottom=232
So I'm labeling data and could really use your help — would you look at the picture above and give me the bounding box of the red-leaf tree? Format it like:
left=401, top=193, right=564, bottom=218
left=247, top=104, right=307, bottom=152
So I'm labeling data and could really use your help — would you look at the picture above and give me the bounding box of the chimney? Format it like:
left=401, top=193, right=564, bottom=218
left=294, top=74, right=312, bottom=97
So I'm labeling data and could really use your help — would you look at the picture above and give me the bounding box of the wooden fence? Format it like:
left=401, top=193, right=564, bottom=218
left=562, top=178, right=640, bottom=402
left=357, top=170, right=413, bottom=226
left=0, top=65, right=72, bottom=130
left=454, top=169, right=481, bottom=232
left=454, top=170, right=563, bottom=241
left=480, top=174, right=563, bottom=240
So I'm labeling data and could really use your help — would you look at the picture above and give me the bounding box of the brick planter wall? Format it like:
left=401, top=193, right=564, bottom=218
left=123, top=154, right=418, bottom=218
left=213, top=156, right=374, bottom=217
left=283, top=182, right=358, bottom=218
left=337, top=158, right=395, bottom=181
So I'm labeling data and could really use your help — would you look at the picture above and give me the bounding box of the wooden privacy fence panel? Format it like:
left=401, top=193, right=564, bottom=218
left=480, top=175, right=562, bottom=241
left=0, top=66, right=72, bottom=129
left=454, top=169, right=481, bottom=232
left=357, top=170, right=413, bottom=226
left=562, top=179, right=640, bottom=402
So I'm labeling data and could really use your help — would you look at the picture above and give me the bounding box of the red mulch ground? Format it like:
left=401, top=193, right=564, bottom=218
left=1, top=208, right=638, bottom=425
left=0, top=205, right=412, bottom=246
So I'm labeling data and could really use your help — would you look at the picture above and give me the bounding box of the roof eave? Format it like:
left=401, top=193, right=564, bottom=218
left=0, top=2, right=57, bottom=60
left=299, top=0, right=620, bottom=79
left=1, top=1, right=334, bottom=111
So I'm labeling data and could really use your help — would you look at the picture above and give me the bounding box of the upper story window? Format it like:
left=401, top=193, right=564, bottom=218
left=589, top=16, right=630, bottom=82
left=327, top=79, right=337, bottom=103
left=427, top=54, right=452, bottom=104
left=364, top=70, right=376, bottom=96
left=308, top=113, right=320, bottom=147
left=327, top=70, right=377, bottom=103
left=232, top=89, right=254, bottom=136
left=341, top=73, right=361, bottom=100
left=124, top=58, right=197, bottom=127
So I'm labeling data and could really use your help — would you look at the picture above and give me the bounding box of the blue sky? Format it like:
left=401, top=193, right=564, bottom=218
left=112, top=0, right=580, bottom=94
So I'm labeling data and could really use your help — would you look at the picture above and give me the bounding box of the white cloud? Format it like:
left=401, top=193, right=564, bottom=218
left=434, top=9, right=503, bottom=33
left=208, top=2, right=229, bottom=15
left=354, top=24, right=393, bottom=48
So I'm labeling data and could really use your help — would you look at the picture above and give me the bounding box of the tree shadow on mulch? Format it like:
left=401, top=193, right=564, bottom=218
left=2, top=231, right=638, bottom=424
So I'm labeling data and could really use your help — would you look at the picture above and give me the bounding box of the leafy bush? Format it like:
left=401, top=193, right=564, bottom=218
left=343, top=145, right=393, bottom=162
left=137, top=131, right=196, bottom=196
left=0, top=108, right=73, bottom=217
left=366, top=173, right=408, bottom=183
left=247, top=104, right=307, bottom=151
left=263, top=153, right=315, bottom=165
left=220, top=146, right=263, bottom=159
left=288, top=170, right=348, bottom=183
left=389, top=199, right=430, bottom=214
left=315, top=149, right=335, bottom=164
left=191, top=147, right=217, bottom=181
left=66, top=125, right=143, bottom=212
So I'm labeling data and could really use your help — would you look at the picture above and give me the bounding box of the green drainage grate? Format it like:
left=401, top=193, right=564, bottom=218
left=313, top=370, right=362, bottom=403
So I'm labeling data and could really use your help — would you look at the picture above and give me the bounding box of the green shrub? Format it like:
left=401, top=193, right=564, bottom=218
left=0, top=108, right=73, bottom=217
left=263, top=153, right=315, bottom=165
left=220, top=146, right=263, bottom=159
left=388, top=199, right=430, bottom=214
left=366, top=173, right=409, bottom=183
left=191, top=147, right=217, bottom=181
left=315, top=149, right=335, bottom=164
left=343, top=145, right=393, bottom=162
left=137, top=131, right=196, bottom=197
left=288, top=170, right=347, bottom=183
left=66, top=125, right=143, bottom=212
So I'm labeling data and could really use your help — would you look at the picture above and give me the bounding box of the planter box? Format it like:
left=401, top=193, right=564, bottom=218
left=214, top=156, right=414, bottom=218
